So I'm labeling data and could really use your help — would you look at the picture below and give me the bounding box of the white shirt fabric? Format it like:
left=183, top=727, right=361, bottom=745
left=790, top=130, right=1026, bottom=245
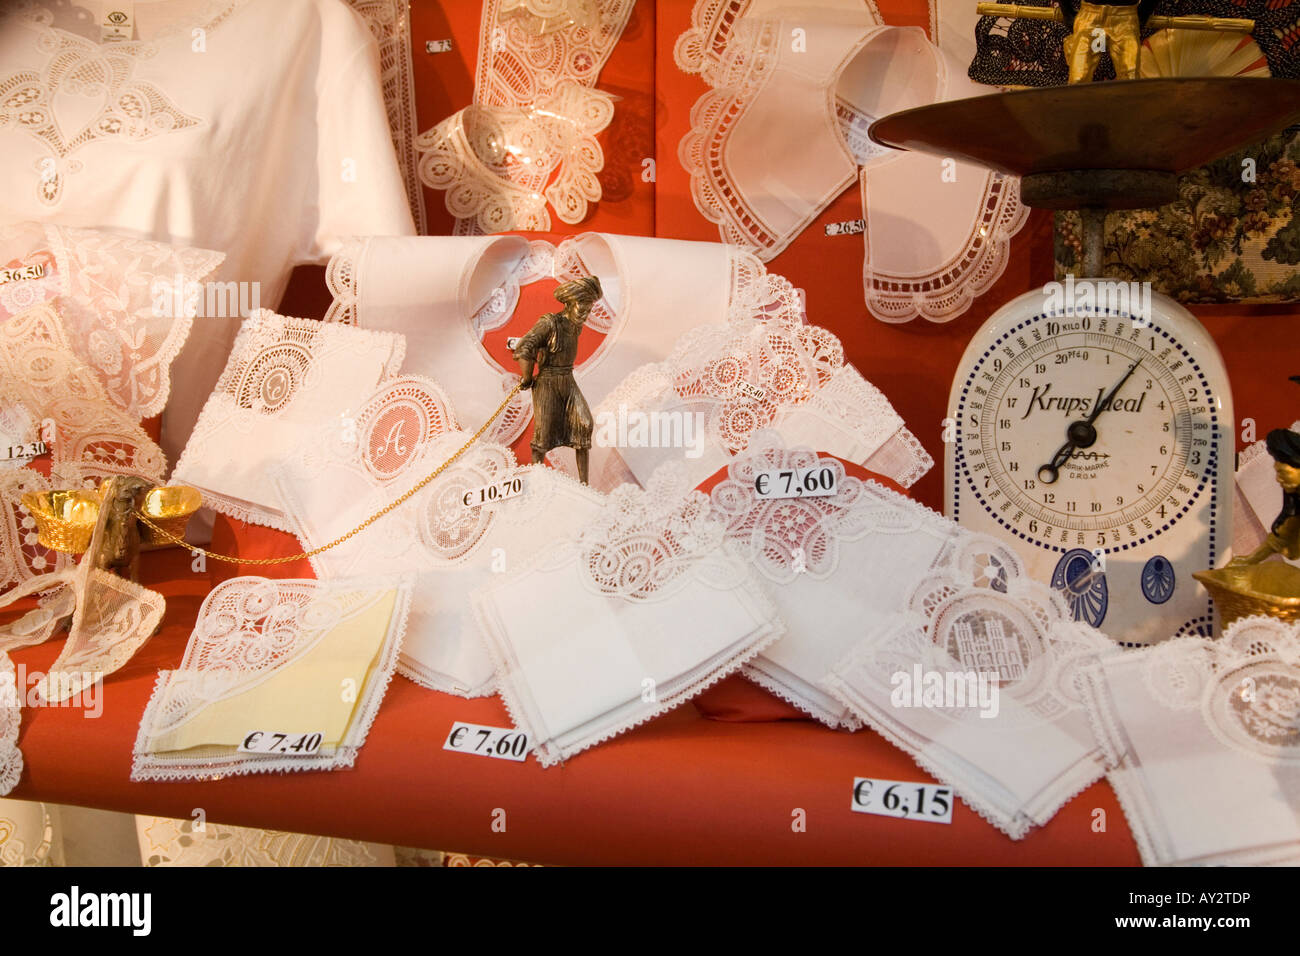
left=0, top=0, right=416, bottom=462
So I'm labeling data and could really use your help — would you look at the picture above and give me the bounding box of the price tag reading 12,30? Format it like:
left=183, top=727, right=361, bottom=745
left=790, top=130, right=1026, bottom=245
left=851, top=777, right=954, bottom=824
left=239, top=731, right=324, bottom=756
left=753, top=465, right=838, bottom=501
left=443, top=721, right=531, bottom=762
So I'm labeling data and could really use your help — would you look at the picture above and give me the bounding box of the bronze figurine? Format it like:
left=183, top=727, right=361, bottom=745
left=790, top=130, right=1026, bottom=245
left=513, top=275, right=601, bottom=484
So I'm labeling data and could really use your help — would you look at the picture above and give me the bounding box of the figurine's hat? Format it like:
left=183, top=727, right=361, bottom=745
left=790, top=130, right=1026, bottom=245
left=1266, top=428, right=1300, bottom=468
left=554, top=275, right=602, bottom=303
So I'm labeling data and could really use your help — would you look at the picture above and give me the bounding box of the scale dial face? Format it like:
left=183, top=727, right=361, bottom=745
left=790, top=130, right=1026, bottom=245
left=946, top=287, right=1233, bottom=645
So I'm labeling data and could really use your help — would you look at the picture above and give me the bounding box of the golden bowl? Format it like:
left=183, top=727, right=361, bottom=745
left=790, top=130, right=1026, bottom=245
left=1194, top=561, right=1300, bottom=630
left=20, top=489, right=102, bottom=554
left=138, top=485, right=203, bottom=546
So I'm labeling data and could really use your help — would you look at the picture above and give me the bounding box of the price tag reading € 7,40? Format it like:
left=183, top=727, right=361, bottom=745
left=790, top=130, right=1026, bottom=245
left=443, top=721, right=531, bottom=762
left=752, top=464, right=838, bottom=501
left=238, top=731, right=325, bottom=756
left=851, top=777, right=954, bottom=824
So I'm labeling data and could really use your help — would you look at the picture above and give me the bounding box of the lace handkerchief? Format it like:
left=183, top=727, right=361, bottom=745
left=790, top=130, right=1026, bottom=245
left=472, top=465, right=785, bottom=766
left=132, top=576, right=413, bottom=781
left=1234, top=421, right=1300, bottom=561
left=0, top=652, right=20, bottom=796
left=709, top=433, right=957, bottom=728
left=278, top=421, right=605, bottom=697
left=824, top=535, right=1112, bottom=838
left=594, top=319, right=932, bottom=491
left=172, top=310, right=406, bottom=531
left=1080, top=616, right=1300, bottom=866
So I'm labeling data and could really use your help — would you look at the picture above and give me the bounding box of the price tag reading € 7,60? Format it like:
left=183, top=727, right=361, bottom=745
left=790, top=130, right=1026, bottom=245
left=239, top=731, right=325, bottom=756
left=443, top=721, right=531, bottom=762
left=851, top=777, right=954, bottom=824
left=752, top=464, right=838, bottom=501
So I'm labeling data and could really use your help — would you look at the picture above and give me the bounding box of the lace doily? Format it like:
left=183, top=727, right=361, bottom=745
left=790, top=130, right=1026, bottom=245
left=132, top=575, right=413, bottom=781
left=824, top=530, right=1112, bottom=838
left=136, top=814, right=394, bottom=867
left=415, top=0, right=634, bottom=233
left=471, top=460, right=783, bottom=766
left=0, top=653, right=20, bottom=797
left=1080, top=614, right=1300, bottom=865
left=594, top=318, right=931, bottom=490
left=0, top=222, right=224, bottom=418
left=172, top=309, right=406, bottom=531
left=0, top=468, right=67, bottom=597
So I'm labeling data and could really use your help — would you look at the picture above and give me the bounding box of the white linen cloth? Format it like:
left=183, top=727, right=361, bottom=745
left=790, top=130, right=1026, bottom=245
left=1081, top=615, right=1300, bottom=866
left=0, top=0, right=416, bottom=459
left=471, top=465, right=785, bottom=766
left=824, top=532, right=1113, bottom=838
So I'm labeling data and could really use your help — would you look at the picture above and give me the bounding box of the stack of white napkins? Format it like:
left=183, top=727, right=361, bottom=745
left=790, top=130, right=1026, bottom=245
left=173, top=310, right=406, bottom=531
left=132, top=576, right=412, bottom=780
left=471, top=464, right=784, bottom=766
left=1081, top=615, right=1300, bottom=865
left=823, top=532, right=1113, bottom=838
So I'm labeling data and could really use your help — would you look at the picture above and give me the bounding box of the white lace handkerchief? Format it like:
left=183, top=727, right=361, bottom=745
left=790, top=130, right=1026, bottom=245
left=708, top=433, right=958, bottom=728
left=132, top=575, right=414, bottom=781
left=279, top=424, right=606, bottom=698
left=1234, top=422, right=1300, bottom=561
left=594, top=319, right=932, bottom=491
left=1080, top=616, right=1300, bottom=866
left=0, top=652, right=20, bottom=796
left=471, top=464, right=785, bottom=766
left=824, top=534, right=1112, bottom=838
left=172, top=310, right=406, bottom=531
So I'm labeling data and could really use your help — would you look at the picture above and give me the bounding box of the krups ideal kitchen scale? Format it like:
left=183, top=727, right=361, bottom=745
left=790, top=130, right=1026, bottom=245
left=869, top=77, right=1300, bottom=644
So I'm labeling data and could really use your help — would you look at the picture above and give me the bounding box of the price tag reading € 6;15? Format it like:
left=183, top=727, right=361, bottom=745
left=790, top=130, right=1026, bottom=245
left=851, top=777, right=954, bottom=824
left=443, top=721, right=531, bottom=762
left=238, top=731, right=324, bottom=756
left=753, top=464, right=838, bottom=500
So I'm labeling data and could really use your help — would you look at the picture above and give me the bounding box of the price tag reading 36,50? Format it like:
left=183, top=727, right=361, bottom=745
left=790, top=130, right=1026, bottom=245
left=753, top=465, right=838, bottom=500
left=239, top=731, right=324, bottom=756
left=851, top=777, right=954, bottom=824
left=443, top=721, right=531, bottom=762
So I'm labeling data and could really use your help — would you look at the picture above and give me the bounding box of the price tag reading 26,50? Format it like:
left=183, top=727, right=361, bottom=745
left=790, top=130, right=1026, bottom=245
left=239, top=731, right=324, bottom=756
left=443, top=721, right=531, bottom=762
left=851, top=777, right=954, bottom=824
left=753, top=465, right=838, bottom=500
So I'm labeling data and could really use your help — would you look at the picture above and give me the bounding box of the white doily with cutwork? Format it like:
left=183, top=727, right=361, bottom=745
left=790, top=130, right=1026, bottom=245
left=824, top=532, right=1112, bottom=839
left=1080, top=615, right=1300, bottom=866
left=132, top=575, right=413, bottom=781
left=471, top=462, right=784, bottom=766
left=172, top=309, right=406, bottom=531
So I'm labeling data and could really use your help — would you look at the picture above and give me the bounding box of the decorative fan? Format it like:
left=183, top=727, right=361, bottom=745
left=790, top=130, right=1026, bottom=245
left=1139, top=30, right=1271, bottom=78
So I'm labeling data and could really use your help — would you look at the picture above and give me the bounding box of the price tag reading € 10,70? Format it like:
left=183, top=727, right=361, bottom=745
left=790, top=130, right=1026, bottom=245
left=753, top=465, right=838, bottom=501
left=238, top=731, right=324, bottom=756
left=443, top=721, right=531, bottom=762
left=851, top=777, right=954, bottom=824
left=462, top=476, right=524, bottom=509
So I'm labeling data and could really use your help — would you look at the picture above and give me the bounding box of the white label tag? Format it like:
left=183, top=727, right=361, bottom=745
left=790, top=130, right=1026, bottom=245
left=2, top=440, right=49, bottom=463
left=461, top=476, right=524, bottom=508
left=752, top=464, right=838, bottom=500
left=825, top=219, right=866, bottom=237
left=443, top=721, right=531, bottom=762
left=100, top=1, right=135, bottom=42
left=851, top=777, right=953, bottom=824
left=0, top=264, right=45, bottom=286
left=737, top=382, right=766, bottom=401
left=425, top=39, right=453, bottom=53
left=506, top=336, right=520, bottom=351
left=0, top=407, right=40, bottom=470
left=238, top=731, right=324, bottom=756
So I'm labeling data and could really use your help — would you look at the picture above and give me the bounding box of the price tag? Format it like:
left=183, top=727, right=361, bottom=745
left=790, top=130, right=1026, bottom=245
left=824, top=219, right=865, bottom=237
left=462, top=476, right=525, bottom=508
left=506, top=336, right=520, bottom=351
left=737, top=382, right=766, bottom=402
left=752, top=464, right=838, bottom=500
left=3, top=441, right=49, bottom=463
left=238, top=731, right=324, bottom=756
left=851, top=777, right=953, bottom=824
left=0, top=263, right=45, bottom=286
left=443, top=721, right=531, bottom=762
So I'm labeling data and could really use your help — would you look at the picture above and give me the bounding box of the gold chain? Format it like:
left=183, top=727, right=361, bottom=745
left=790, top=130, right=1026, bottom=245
left=133, top=384, right=523, bottom=566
